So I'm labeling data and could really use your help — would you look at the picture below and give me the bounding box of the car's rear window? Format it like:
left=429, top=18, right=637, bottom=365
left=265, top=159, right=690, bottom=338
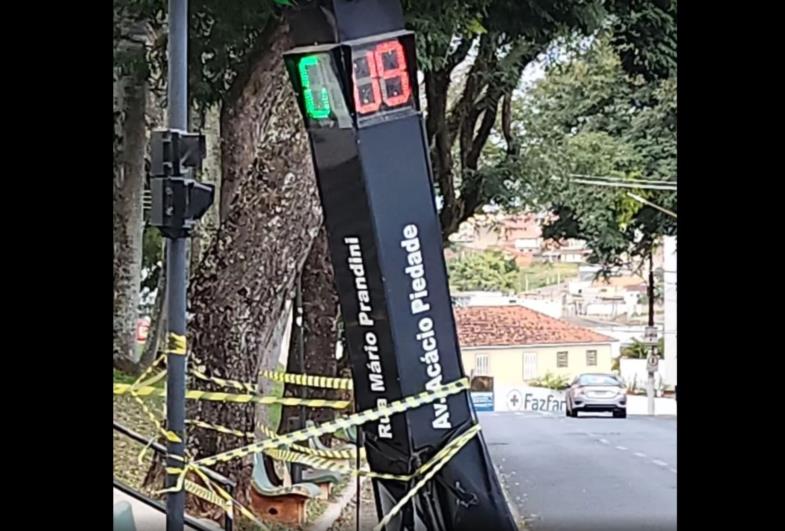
left=579, top=375, right=620, bottom=386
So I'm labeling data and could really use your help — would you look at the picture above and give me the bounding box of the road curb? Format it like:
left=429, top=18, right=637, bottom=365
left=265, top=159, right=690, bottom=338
left=494, top=463, right=526, bottom=529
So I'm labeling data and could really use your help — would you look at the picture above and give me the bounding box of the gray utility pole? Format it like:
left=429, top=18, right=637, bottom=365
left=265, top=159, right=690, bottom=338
left=163, top=0, right=189, bottom=526
left=149, top=1, right=214, bottom=530
left=644, top=252, right=659, bottom=416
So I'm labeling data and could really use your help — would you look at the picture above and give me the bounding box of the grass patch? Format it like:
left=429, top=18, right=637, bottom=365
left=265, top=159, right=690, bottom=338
left=113, top=392, right=166, bottom=497
left=113, top=369, right=138, bottom=385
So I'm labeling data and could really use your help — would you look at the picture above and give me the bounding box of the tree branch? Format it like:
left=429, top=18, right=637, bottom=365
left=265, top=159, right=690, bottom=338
left=425, top=70, right=455, bottom=219
left=447, top=32, right=496, bottom=147
left=465, top=96, right=501, bottom=170
left=501, top=89, right=518, bottom=158
left=445, top=37, right=473, bottom=72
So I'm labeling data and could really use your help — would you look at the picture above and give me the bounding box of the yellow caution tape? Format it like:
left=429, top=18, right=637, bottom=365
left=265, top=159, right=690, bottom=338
left=265, top=423, right=481, bottom=486
left=191, top=367, right=351, bottom=394
left=265, top=447, right=406, bottom=481
left=131, top=355, right=167, bottom=390
left=186, top=419, right=253, bottom=439
left=282, top=442, right=364, bottom=460
left=120, top=355, right=183, bottom=446
left=190, top=465, right=268, bottom=530
left=137, top=373, right=476, bottom=531
left=113, top=383, right=352, bottom=410
left=186, top=418, right=362, bottom=463
left=374, top=424, right=482, bottom=531
left=136, top=369, right=167, bottom=389
left=185, top=418, right=365, bottom=460
left=191, top=369, right=255, bottom=393
left=165, top=333, right=187, bottom=355
left=259, top=369, right=354, bottom=391
left=185, top=479, right=233, bottom=514
left=127, top=390, right=180, bottom=444
left=257, top=422, right=364, bottom=460
left=190, top=378, right=468, bottom=469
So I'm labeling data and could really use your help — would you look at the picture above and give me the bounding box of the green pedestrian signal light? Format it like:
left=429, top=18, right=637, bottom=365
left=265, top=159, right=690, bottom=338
left=298, top=55, right=332, bottom=120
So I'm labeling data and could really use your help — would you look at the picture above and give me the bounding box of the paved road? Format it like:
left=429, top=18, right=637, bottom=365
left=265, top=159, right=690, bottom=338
left=480, top=411, right=676, bottom=531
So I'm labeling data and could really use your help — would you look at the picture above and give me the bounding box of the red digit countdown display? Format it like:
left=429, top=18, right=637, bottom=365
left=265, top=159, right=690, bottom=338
left=352, top=38, right=413, bottom=116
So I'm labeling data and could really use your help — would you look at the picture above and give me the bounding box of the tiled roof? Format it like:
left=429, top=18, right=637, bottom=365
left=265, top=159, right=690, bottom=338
left=454, top=305, right=614, bottom=347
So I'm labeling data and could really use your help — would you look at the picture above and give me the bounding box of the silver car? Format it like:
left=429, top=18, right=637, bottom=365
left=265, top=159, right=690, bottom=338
left=565, top=373, right=627, bottom=418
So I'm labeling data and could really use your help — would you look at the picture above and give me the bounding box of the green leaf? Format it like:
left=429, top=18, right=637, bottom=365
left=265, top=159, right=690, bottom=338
left=466, top=17, right=487, bottom=35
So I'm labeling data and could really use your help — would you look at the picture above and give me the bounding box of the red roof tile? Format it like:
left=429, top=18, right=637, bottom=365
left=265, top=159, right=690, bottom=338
left=454, top=305, right=614, bottom=347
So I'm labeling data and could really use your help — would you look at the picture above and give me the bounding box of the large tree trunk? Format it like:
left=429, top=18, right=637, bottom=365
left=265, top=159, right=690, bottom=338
left=190, top=103, right=222, bottom=274
left=113, top=19, right=149, bottom=373
left=186, top=22, right=322, bottom=496
left=280, top=225, right=342, bottom=442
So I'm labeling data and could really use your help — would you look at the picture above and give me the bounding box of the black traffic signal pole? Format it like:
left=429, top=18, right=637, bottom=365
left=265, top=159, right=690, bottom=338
left=149, top=1, right=214, bottom=530
left=163, top=1, right=188, bottom=528
left=281, top=2, right=516, bottom=530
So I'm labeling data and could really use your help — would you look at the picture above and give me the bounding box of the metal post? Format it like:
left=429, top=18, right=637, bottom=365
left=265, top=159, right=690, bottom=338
left=290, top=276, right=305, bottom=484
left=646, top=252, right=656, bottom=416
left=166, top=0, right=188, bottom=530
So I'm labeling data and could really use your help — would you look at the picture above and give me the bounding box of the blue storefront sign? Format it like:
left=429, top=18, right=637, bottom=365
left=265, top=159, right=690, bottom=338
left=471, top=391, right=495, bottom=412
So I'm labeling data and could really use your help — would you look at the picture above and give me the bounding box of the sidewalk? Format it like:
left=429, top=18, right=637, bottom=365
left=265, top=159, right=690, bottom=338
left=324, top=478, right=377, bottom=531
left=113, top=487, right=221, bottom=531
left=627, top=395, right=677, bottom=415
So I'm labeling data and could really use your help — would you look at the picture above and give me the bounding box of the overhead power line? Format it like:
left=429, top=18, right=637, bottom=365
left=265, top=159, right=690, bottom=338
left=568, top=178, right=677, bottom=191
left=568, top=173, right=677, bottom=186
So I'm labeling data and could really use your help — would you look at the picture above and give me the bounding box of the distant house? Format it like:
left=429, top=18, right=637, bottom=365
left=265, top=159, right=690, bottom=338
left=503, top=213, right=543, bottom=251
left=455, top=305, right=615, bottom=386
left=449, top=212, right=591, bottom=265
left=540, top=239, right=590, bottom=264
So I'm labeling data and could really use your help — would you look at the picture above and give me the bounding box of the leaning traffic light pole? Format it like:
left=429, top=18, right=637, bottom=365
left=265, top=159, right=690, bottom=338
left=148, top=1, right=214, bottom=530
left=281, top=1, right=516, bottom=529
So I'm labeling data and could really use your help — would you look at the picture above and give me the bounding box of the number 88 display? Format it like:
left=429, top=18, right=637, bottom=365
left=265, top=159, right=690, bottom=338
left=352, top=39, right=412, bottom=115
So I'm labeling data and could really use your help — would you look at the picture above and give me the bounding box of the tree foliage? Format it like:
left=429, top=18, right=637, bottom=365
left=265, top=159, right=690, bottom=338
left=447, top=250, right=520, bottom=292
left=113, top=0, right=677, bottom=248
left=510, top=34, right=676, bottom=274
left=409, top=0, right=608, bottom=239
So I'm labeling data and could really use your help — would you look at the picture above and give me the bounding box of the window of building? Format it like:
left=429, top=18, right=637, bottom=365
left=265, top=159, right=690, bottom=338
left=523, top=352, right=537, bottom=380
left=586, top=350, right=597, bottom=366
left=557, top=351, right=568, bottom=368
left=475, top=354, right=489, bottom=376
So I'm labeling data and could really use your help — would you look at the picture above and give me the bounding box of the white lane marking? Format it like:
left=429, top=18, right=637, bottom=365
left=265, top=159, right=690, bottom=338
left=615, top=446, right=628, bottom=451
left=669, top=468, right=677, bottom=474
left=598, top=438, right=609, bottom=444
left=634, top=452, right=647, bottom=458
left=652, top=459, right=668, bottom=467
